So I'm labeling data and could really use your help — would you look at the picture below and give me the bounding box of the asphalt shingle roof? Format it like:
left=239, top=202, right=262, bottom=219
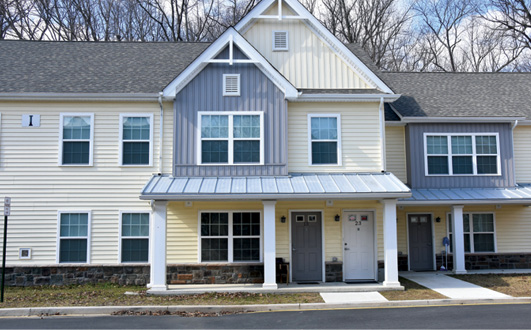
left=0, top=40, right=209, bottom=93
left=382, top=72, right=531, bottom=118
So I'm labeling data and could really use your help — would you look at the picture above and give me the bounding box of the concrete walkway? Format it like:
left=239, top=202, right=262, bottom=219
left=400, top=271, right=511, bottom=299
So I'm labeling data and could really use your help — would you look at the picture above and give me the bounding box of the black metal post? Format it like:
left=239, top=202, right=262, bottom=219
left=1, top=215, right=7, bottom=303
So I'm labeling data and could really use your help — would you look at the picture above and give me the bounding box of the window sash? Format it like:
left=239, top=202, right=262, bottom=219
left=120, top=114, right=152, bottom=166
left=58, top=211, right=90, bottom=263
left=425, top=134, right=499, bottom=175
left=447, top=213, right=496, bottom=253
left=199, top=211, right=261, bottom=263
left=198, top=112, right=264, bottom=165
left=121, top=213, right=149, bottom=263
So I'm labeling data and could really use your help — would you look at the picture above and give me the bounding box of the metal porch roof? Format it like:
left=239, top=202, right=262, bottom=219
left=140, top=173, right=411, bottom=200
left=400, top=185, right=531, bottom=205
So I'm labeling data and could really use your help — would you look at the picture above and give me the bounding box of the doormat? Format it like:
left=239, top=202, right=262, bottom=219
left=345, top=280, right=378, bottom=284
left=297, top=282, right=320, bottom=285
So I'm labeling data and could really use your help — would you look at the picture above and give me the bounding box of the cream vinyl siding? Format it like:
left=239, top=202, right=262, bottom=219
left=288, top=102, right=382, bottom=172
left=166, top=200, right=386, bottom=264
left=243, top=6, right=370, bottom=89
left=513, top=126, right=531, bottom=182
left=396, top=205, right=531, bottom=256
left=385, top=126, right=407, bottom=183
left=0, top=101, right=173, bottom=265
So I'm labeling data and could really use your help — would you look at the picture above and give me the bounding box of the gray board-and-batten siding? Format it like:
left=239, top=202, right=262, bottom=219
left=406, top=123, right=515, bottom=189
left=173, top=46, right=288, bottom=177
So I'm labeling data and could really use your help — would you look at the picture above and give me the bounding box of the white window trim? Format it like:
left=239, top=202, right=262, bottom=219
left=56, top=210, right=92, bottom=264
left=197, top=111, right=265, bottom=165
left=307, top=114, right=342, bottom=166
left=223, top=74, right=241, bottom=96
left=446, top=212, right=497, bottom=253
left=119, top=113, right=154, bottom=167
left=118, top=210, right=151, bottom=264
left=19, top=248, right=32, bottom=260
left=59, top=113, right=94, bottom=166
left=424, top=133, right=501, bottom=176
left=272, top=30, right=289, bottom=51
left=197, top=210, right=263, bottom=263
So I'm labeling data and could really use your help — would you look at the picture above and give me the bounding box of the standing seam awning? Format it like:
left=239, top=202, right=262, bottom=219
left=140, top=172, right=411, bottom=200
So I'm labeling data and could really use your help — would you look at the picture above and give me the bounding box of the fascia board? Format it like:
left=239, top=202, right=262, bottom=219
left=0, top=92, right=159, bottom=101
left=294, top=93, right=401, bottom=102
left=401, top=116, right=525, bottom=123
left=140, top=192, right=412, bottom=201
left=397, top=199, right=531, bottom=206
left=162, top=28, right=297, bottom=100
left=235, top=0, right=394, bottom=94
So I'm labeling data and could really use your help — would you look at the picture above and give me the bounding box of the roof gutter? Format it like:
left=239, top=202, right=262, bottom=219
left=0, top=92, right=159, bottom=102
left=400, top=116, right=525, bottom=124
left=293, top=93, right=401, bottom=102
left=397, top=199, right=531, bottom=206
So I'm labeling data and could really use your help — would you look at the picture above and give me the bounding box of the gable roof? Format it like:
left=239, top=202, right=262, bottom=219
left=162, top=27, right=298, bottom=99
left=383, top=72, right=531, bottom=120
left=0, top=40, right=208, bottom=95
left=234, top=0, right=394, bottom=94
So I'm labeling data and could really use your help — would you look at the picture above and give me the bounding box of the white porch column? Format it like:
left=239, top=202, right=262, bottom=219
left=149, top=200, right=168, bottom=291
left=262, top=200, right=278, bottom=289
left=451, top=205, right=467, bottom=274
left=382, top=199, right=400, bottom=286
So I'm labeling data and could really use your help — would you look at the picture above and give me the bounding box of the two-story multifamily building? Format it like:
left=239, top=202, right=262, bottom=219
left=1, top=0, right=531, bottom=291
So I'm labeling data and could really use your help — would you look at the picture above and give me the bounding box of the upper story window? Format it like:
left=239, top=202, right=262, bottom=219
left=425, top=133, right=500, bottom=176
left=272, top=31, right=289, bottom=51
left=120, top=114, right=153, bottom=166
left=308, top=114, right=342, bottom=165
left=223, top=74, right=240, bottom=96
left=198, top=112, right=264, bottom=165
left=60, top=114, right=94, bottom=166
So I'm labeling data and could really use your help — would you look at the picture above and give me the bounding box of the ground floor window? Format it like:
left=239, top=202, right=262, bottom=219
left=200, top=211, right=261, bottom=262
left=121, top=212, right=150, bottom=263
left=447, top=213, right=496, bottom=253
left=58, top=212, right=90, bottom=263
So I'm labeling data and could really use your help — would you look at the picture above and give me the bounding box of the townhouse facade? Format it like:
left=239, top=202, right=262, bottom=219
left=1, top=0, right=531, bottom=290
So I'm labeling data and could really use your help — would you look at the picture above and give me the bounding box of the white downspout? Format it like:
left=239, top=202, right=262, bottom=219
left=379, top=97, right=387, bottom=172
left=158, top=92, right=164, bottom=175
left=512, top=120, right=518, bottom=186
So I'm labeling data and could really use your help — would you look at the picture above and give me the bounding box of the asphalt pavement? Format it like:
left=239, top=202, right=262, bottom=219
left=1, top=303, right=530, bottom=329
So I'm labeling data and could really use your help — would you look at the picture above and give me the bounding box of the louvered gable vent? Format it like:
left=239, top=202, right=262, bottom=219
left=223, top=74, right=240, bottom=96
left=273, top=31, right=288, bottom=51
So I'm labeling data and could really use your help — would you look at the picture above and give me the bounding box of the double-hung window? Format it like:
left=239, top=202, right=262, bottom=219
left=425, top=133, right=499, bottom=175
left=200, top=211, right=261, bottom=262
left=309, top=114, right=341, bottom=165
left=121, top=212, right=149, bottom=263
left=120, top=114, right=153, bottom=166
left=447, top=213, right=496, bottom=253
left=58, top=212, right=90, bottom=263
left=60, top=114, right=94, bottom=165
left=199, top=112, right=264, bottom=165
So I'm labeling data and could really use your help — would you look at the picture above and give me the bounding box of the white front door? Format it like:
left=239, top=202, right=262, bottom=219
left=343, top=211, right=375, bottom=280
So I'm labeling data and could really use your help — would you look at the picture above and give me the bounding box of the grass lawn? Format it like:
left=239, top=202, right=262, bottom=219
left=451, top=273, right=531, bottom=297
left=0, top=284, right=323, bottom=309
left=380, top=277, right=447, bottom=301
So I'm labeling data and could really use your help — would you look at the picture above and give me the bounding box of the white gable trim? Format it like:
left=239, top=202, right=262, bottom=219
left=162, top=28, right=298, bottom=100
left=235, top=0, right=394, bottom=94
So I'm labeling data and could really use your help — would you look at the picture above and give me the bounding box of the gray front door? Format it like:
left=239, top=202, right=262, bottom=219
left=291, top=212, right=322, bottom=282
left=408, top=214, right=434, bottom=271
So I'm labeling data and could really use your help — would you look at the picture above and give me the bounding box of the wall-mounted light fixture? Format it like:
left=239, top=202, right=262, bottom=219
left=436, top=217, right=441, bottom=223
left=334, top=214, right=340, bottom=222
left=280, top=216, right=286, bottom=223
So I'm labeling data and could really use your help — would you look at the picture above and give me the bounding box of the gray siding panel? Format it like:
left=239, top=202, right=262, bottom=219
left=174, top=61, right=288, bottom=177
left=407, top=123, right=515, bottom=188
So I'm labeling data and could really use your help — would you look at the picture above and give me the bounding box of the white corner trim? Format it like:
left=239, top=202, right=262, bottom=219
left=162, top=28, right=298, bottom=100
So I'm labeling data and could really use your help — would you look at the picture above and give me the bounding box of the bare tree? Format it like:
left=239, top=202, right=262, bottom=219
left=318, top=0, right=412, bottom=68
left=483, top=0, right=531, bottom=49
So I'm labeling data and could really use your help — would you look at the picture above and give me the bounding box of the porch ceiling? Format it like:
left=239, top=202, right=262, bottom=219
left=399, top=184, right=531, bottom=205
left=140, top=172, right=410, bottom=201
